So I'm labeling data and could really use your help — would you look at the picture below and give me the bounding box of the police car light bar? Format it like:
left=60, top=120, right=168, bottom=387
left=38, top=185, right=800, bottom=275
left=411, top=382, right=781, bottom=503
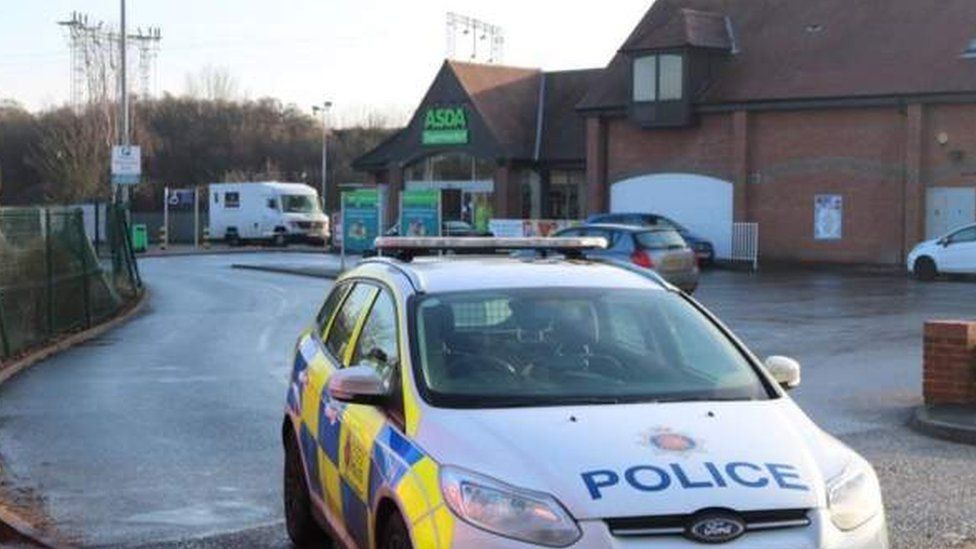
left=373, top=236, right=608, bottom=260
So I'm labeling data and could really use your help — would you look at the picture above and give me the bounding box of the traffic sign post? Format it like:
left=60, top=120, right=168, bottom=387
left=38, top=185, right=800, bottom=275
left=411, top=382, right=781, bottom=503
left=111, top=145, right=142, bottom=185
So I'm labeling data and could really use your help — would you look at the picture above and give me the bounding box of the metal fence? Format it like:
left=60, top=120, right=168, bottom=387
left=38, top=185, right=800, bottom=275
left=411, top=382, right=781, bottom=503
left=731, top=222, right=760, bottom=271
left=0, top=205, right=142, bottom=362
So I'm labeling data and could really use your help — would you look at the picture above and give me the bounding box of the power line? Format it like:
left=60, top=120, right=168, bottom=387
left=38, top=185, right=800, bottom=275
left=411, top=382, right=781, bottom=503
left=57, top=11, right=162, bottom=109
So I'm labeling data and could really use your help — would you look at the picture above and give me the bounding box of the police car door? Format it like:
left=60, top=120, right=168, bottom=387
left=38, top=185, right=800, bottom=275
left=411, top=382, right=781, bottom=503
left=317, top=283, right=379, bottom=528
left=337, top=287, right=403, bottom=549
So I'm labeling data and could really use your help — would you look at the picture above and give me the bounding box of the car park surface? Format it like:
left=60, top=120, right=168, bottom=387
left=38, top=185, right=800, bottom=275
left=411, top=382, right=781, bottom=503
left=0, top=255, right=973, bottom=549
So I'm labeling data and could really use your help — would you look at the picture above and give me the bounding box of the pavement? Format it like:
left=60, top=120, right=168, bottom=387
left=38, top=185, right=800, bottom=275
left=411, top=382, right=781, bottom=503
left=912, top=404, right=976, bottom=445
left=0, top=257, right=974, bottom=548
left=137, top=243, right=332, bottom=258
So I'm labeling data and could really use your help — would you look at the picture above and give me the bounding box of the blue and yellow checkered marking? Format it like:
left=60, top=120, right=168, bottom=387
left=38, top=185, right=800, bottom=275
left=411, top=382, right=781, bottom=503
left=288, top=330, right=455, bottom=548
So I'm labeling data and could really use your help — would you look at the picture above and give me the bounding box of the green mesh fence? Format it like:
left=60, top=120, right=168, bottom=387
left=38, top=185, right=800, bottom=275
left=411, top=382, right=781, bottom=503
left=0, top=205, right=142, bottom=361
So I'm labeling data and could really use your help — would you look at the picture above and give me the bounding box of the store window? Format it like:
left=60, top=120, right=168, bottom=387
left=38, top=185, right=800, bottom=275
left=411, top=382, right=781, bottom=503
left=633, top=53, right=684, bottom=102
left=548, top=171, right=584, bottom=219
left=405, top=153, right=495, bottom=182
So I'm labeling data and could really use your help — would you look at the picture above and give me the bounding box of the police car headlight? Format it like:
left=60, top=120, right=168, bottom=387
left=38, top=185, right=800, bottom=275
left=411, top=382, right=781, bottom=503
left=826, top=458, right=883, bottom=531
left=440, top=466, right=581, bottom=547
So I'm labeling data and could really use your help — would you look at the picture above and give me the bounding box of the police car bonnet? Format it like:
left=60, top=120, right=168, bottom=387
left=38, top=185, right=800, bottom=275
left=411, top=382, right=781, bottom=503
left=416, top=399, right=829, bottom=519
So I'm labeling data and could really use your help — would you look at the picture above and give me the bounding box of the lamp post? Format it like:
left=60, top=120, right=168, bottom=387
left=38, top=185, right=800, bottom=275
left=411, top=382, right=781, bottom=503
left=312, top=101, right=333, bottom=211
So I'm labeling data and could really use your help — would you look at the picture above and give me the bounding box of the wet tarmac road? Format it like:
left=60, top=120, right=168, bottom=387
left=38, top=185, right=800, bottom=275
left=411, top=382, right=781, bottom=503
left=1, top=258, right=975, bottom=548
left=698, top=270, right=976, bottom=549
left=0, top=253, right=337, bottom=547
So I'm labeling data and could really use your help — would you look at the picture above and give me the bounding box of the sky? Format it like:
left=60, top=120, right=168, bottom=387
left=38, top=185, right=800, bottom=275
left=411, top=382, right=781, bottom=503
left=0, top=0, right=652, bottom=126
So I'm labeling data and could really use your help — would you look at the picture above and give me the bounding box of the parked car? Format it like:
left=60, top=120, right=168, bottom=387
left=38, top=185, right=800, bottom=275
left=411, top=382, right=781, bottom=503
left=555, top=223, right=699, bottom=293
left=907, top=223, right=976, bottom=280
left=587, top=212, right=715, bottom=265
left=209, top=182, right=329, bottom=246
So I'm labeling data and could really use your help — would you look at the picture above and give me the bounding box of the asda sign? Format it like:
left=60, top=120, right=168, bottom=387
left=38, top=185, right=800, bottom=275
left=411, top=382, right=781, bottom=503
left=422, top=107, right=469, bottom=145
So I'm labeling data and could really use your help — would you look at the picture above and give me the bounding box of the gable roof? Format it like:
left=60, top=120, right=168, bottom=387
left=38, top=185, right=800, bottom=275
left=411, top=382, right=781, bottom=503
left=539, top=68, right=603, bottom=162
left=355, top=61, right=595, bottom=170
left=580, top=0, right=976, bottom=111
left=449, top=61, right=542, bottom=160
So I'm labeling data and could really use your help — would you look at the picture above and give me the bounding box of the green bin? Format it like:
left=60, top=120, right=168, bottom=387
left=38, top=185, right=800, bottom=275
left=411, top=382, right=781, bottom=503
left=131, top=224, right=148, bottom=253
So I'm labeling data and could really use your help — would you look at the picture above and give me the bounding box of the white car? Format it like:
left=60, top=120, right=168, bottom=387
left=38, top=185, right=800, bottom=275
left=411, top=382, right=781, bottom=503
left=282, top=237, right=888, bottom=549
left=907, top=223, right=976, bottom=280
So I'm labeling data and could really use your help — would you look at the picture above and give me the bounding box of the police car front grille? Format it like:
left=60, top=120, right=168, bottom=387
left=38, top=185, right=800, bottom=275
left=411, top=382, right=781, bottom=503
left=606, top=508, right=811, bottom=537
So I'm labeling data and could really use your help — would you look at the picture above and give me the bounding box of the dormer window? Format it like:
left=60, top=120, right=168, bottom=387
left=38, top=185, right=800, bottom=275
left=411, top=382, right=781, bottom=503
left=632, top=53, right=684, bottom=102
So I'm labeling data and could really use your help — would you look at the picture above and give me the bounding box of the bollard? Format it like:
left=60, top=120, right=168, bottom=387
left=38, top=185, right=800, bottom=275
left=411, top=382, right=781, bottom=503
left=159, top=225, right=168, bottom=250
left=202, top=226, right=211, bottom=249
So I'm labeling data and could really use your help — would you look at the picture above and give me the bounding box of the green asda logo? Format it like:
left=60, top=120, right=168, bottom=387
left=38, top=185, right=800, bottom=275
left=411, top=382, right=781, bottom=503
left=422, top=107, right=469, bottom=145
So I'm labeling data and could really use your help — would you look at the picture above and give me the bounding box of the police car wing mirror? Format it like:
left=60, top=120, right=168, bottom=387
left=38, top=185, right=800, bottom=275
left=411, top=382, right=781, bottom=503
left=367, top=347, right=389, bottom=365
left=327, top=366, right=390, bottom=405
left=764, top=356, right=801, bottom=391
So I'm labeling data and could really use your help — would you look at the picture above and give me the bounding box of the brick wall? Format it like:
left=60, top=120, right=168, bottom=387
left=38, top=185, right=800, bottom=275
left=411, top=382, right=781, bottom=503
left=594, top=103, right=976, bottom=265
left=923, top=320, right=976, bottom=405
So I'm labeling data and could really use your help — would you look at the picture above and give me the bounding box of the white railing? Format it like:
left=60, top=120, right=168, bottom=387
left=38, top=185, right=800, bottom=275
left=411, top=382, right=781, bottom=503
left=731, top=222, right=759, bottom=271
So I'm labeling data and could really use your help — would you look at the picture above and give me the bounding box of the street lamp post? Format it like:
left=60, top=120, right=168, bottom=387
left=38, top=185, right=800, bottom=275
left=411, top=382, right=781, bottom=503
left=312, top=101, right=333, bottom=211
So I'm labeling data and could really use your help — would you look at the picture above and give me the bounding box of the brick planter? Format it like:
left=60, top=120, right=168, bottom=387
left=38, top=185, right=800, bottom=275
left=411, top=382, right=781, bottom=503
left=923, top=320, right=976, bottom=405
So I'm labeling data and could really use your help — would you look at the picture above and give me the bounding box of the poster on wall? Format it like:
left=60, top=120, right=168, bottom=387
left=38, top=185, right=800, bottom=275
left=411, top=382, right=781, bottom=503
left=488, top=219, right=579, bottom=237
left=342, top=189, right=380, bottom=253
left=814, top=194, right=843, bottom=240
left=400, top=190, right=441, bottom=236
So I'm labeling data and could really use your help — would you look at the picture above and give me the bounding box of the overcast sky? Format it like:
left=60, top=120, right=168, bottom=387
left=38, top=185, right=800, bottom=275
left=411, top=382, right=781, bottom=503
left=1, top=0, right=652, bottom=126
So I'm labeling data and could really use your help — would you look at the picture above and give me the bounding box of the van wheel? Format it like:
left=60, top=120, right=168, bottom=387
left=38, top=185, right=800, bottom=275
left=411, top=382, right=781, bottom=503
left=379, top=511, right=412, bottom=549
left=283, top=429, right=329, bottom=546
left=273, top=231, right=288, bottom=248
left=913, top=257, right=937, bottom=281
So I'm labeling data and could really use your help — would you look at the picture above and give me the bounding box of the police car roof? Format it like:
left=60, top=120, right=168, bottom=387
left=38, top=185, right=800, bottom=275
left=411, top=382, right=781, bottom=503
left=356, top=255, right=668, bottom=294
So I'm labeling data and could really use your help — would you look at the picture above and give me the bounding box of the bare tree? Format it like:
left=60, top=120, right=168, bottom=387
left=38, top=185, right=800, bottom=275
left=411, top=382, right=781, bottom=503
left=28, top=106, right=111, bottom=203
left=184, top=66, right=239, bottom=101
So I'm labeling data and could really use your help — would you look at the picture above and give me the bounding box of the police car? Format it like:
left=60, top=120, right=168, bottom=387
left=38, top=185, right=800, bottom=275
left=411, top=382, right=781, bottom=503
left=282, top=237, right=888, bottom=549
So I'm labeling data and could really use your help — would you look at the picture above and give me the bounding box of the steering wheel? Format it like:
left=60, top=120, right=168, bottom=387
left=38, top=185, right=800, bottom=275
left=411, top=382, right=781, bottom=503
left=447, top=351, right=521, bottom=381
left=557, top=349, right=629, bottom=380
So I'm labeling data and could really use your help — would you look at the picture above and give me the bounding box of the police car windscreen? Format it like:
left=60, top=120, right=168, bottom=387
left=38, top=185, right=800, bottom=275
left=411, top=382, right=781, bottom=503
left=412, top=288, right=771, bottom=407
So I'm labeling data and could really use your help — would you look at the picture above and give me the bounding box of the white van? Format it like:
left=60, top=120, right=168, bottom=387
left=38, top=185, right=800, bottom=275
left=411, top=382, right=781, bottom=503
left=208, top=182, right=329, bottom=246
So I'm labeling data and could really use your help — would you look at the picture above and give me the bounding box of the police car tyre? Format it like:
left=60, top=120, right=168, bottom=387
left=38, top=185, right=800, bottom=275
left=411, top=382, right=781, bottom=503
left=283, top=430, right=330, bottom=546
left=913, top=256, right=937, bottom=281
left=379, top=511, right=412, bottom=549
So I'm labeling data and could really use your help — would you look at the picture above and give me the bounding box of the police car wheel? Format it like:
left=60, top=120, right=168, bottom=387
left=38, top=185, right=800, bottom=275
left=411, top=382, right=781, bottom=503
left=283, top=431, right=328, bottom=545
left=379, top=512, right=411, bottom=549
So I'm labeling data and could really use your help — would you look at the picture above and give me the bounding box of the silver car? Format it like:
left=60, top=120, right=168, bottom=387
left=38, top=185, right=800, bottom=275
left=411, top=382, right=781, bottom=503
left=555, top=223, right=700, bottom=292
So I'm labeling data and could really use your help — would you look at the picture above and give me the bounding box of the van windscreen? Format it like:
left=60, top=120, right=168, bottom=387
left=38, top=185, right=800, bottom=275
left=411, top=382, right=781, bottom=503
left=282, top=195, right=319, bottom=213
